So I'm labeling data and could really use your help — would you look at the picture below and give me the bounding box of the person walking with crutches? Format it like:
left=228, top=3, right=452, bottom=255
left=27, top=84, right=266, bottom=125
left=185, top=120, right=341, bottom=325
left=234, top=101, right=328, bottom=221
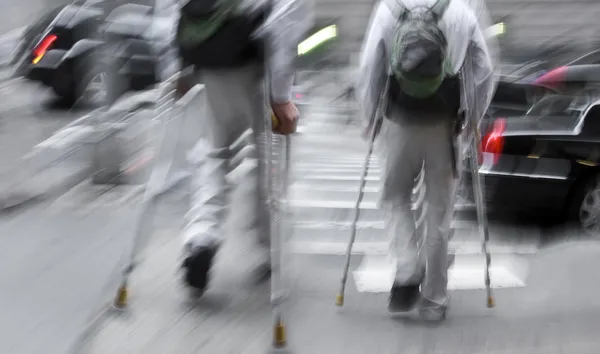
left=350, top=0, right=497, bottom=321
left=173, top=0, right=313, bottom=297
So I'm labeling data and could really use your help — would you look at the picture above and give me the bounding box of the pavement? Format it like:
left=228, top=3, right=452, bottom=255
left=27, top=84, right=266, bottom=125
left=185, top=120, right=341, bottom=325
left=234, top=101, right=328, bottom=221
left=70, top=97, right=600, bottom=353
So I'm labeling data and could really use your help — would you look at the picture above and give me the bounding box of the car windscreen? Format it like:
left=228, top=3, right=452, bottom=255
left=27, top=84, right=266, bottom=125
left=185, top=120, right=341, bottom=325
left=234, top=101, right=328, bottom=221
left=522, top=95, right=590, bottom=131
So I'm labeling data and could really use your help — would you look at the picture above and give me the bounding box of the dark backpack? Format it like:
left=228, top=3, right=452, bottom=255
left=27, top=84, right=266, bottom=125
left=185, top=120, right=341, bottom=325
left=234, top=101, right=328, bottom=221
left=176, top=0, right=270, bottom=68
left=390, top=0, right=451, bottom=98
left=385, top=0, right=461, bottom=118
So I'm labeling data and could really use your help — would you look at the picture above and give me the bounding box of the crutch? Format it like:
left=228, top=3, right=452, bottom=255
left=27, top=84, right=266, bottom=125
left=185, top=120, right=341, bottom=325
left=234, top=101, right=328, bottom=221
left=336, top=75, right=390, bottom=307
left=264, top=55, right=293, bottom=352
left=462, top=49, right=495, bottom=308
left=113, top=80, right=201, bottom=309
left=269, top=133, right=292, bottom=351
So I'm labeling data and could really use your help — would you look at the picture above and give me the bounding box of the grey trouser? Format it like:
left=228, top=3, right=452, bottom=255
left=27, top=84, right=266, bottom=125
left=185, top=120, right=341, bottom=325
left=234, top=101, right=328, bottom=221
left=181, top=64, right=270, bottom=253
left=375, top=114, right=459, bottom=309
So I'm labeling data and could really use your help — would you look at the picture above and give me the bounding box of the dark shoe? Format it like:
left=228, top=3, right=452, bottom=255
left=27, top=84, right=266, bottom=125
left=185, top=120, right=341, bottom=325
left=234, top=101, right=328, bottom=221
left=252, top=247, right=271, bottom=284
left=388, top=284, right=421, bottom=312
left=181, top=246, right=217, bottom=295
left=252, top=261, right=272, bottom=284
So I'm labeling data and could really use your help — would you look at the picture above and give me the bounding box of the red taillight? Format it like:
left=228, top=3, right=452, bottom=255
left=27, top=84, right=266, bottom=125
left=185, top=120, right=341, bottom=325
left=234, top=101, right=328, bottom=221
left=32, top=34, right=58, bottom=64
left=532, top=66, right=567, bottom=90
left=480, top=118, right=507, bottom=166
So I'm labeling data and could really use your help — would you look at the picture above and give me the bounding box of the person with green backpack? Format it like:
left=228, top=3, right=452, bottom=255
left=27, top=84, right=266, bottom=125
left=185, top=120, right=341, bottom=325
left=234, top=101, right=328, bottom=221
left=175, top=0, right=313, bottom=296
left=355, top=0, right=497, bottom=320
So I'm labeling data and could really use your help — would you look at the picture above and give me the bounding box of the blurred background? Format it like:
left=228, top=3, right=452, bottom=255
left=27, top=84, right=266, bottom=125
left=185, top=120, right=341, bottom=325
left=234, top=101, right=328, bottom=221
left=1, top=0, right=600, bottom=353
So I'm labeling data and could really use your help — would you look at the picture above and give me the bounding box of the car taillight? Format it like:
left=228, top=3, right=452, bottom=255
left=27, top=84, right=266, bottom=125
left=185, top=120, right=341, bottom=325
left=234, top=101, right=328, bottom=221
left=480, top=118, right=507, bottom=166
left=32, top=34, right=57, bottom=64
left=532, top=66, right=567, bottom=90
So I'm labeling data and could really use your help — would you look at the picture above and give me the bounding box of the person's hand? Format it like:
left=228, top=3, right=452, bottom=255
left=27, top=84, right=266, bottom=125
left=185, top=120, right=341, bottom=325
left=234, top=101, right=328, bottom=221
left=271, top=101, right=299, bottom=135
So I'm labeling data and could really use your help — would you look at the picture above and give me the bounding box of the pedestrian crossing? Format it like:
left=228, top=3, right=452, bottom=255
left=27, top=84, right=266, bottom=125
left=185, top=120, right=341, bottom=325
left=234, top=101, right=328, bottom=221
left=283, top=102, right=536, bottom=291
left=291, top=100, right=542, bottom=241
left=289, top=153, right=539, bottom=255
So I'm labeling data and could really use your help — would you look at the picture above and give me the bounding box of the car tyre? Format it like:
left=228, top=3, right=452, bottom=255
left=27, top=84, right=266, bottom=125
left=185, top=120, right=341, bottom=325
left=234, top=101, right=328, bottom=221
left=569, top=174, right=600, bottom=236
left=73, top=59, right=109, bottom=108
left=62, top=55, right=125, bottom=108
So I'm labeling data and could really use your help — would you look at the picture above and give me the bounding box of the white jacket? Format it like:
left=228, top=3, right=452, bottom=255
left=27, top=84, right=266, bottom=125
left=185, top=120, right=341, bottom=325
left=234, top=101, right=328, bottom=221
left=356, top=0, right=498, bottom=127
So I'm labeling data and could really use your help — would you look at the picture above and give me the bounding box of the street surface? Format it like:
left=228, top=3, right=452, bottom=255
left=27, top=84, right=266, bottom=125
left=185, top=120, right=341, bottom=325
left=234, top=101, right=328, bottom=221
left=79, top=94, right=600, bottom=353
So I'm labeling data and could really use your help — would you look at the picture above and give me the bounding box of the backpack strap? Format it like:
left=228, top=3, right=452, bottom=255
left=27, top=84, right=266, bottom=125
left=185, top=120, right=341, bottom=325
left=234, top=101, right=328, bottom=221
left=430, top=0, right=450, bottom=20
left=384, top=0, right=410, bottom=20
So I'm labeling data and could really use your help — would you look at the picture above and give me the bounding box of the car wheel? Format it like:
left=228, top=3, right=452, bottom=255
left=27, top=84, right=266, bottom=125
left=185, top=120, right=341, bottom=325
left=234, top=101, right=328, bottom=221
left=75, top=68, right=108, bottom=108
left=571, top=175, right=600, bottom=235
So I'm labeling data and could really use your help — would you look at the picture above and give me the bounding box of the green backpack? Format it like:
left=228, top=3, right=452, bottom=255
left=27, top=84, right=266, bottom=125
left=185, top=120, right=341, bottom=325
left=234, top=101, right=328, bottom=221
left=389, top=0, right=452, bottom=99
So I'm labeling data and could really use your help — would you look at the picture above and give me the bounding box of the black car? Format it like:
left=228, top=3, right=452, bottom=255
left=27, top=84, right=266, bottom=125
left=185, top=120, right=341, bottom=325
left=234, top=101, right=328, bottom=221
left=12, top=0, right=160, bottom=106
left=468, top=93, right=600, bottom=233
left=492, top=49, right=600, bottom=113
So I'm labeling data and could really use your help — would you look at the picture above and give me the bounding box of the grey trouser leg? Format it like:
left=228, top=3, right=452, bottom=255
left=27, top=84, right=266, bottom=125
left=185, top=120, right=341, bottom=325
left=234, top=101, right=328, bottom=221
left=376, top=119, right=424, bottom=287
left=181, top=64, right=270, bottom=251
left=420, top=120, right=458, bottom=309
left=376, top=116, right=457, bottom=307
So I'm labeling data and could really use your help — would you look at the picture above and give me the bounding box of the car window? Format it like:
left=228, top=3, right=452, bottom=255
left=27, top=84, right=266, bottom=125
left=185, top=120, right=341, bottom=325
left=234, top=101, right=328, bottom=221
left=524, top=95, right=590, bottom=131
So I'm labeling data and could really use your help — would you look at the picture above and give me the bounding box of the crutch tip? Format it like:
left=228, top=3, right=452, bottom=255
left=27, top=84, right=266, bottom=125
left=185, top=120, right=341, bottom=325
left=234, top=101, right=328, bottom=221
left=113, top=285, right=128, bottom=309
left=487, top=296, right=495, bottom=308
left=335, top=294, right=344, bottom=307
left=273, top=319, right=287, bottom=348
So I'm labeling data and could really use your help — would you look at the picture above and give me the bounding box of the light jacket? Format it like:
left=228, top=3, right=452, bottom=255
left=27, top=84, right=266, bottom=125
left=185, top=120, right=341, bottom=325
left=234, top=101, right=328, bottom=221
left=356, top=0, right=498, bottom=128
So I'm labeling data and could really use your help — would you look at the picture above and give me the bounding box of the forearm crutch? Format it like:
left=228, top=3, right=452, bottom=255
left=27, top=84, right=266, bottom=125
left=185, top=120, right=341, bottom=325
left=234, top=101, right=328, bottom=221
left=269, top=133, right=292, bottom=351
left=113, top=80, right=201, bottom=309
left=462, top=51, right=495, bottom=308
left=263, top=42, right=293, bottom=350
left=336, top=75, right=390, bottom=307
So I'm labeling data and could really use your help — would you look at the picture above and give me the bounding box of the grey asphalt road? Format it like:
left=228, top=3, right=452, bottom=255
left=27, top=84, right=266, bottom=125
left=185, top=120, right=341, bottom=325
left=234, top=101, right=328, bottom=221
left=0, top=73, right=101, bottom=354
left=0, top=1, right=181, bottom=352
left=78, top=183, right=600, bottom=354
left=0, top=82, right=85, bottom=179
left=0, top=78, right=195, bottom=354
left=76, top=93, right=600, bottom=353
left=0, top=2, right=106, bottom=351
